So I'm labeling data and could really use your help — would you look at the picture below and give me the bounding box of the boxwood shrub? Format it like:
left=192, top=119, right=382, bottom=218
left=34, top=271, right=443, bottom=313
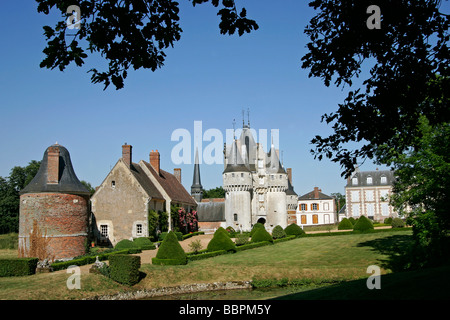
left=0, top=258, right=39, bottom=277
left=152, top=231, right=187, bottom=265
left=338, top=218, right=354, bottom=230
left=353, top=215, right=374, bottom=232
left=207, top=230, right=236, bottom=252
left=187, top=250, right=227, bottom=261
left=250, top=223, right=265, bottom=236
left=284, top=223, right=305, bottom=237
left=272, top=225, right=287, bottom=239
left=251, top=227, right=273, bottom=243
left=133, top=237, right=156, bottom=250
left=115, top=239, right=140, bottom=250
left=109, top=254, right=141, bottom=286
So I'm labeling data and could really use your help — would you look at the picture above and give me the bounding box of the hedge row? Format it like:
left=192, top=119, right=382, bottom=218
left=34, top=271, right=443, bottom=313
left=109, top=254, right=141, bottom=286
left=187, top=250, right=227, bottom=261
left=0, top=258, right=39, bottom=277
left=51, top=248, right=142, bottom=271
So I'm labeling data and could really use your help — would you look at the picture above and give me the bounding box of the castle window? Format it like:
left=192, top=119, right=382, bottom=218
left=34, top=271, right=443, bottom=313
left=259, top=177, right=264, bottom=185
left=241, top=173, right=244, bottom=178
left=111, top=181, right=116, bottom=188
left=233, top=213, right=238, bottom=222
left=259, top=194, right=264, bottom=201
left=100, top=225, right=108, bottom=238
left=271, top=175, right=274, bottom=180
left=232, top=173, right=235, bottom=178
left=136, top=224, right=143, bottom=236
left=258, top=160, right=263, bottom=168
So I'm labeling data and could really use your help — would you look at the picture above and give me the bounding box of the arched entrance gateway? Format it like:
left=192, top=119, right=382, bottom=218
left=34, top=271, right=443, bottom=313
left=257, top=217, right=266, bottom=225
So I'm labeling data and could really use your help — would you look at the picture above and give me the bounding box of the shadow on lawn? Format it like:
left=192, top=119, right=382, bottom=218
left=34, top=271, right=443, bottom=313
left=356, top=234, right=414, bottom=272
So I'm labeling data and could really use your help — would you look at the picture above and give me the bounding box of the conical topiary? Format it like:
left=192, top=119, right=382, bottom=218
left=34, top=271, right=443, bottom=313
left=338, top=218, right=354, bottom=230
left=152, top=231, right=187, bottom=265
left=250, top=223, right=265, bottom=236
left=251, top=226, right=273, bottom=243
left=272, top=225, right=287, bottom=239
left=207, top=230, right=236, bottom=252
left=214, top=227, right=230, bottom=238
left=353, top=215, right=374, bottom=232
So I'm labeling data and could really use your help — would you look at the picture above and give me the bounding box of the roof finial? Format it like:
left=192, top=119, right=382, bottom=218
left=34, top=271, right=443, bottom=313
left=232, top=118, right=236, bottom=140
left=242, top=108, right=245, bottom=128
left=247, top=107, right=250, bottom=127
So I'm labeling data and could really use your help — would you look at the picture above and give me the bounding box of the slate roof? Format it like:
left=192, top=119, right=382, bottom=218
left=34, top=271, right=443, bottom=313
left=346, top=170, right=395, bottom=187
left=298, top=189, right=334, bottom=200
left=129, top=162, right=164, bottom=200
left=197, top=201, right=225, bottom=222
left=20, top=144, right=90, bottom=196
left=143, top=161, right=197, bottom=206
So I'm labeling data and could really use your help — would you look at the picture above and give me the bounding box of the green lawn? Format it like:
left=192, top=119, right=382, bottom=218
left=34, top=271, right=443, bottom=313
left=0, top=229, right=421, bottom=299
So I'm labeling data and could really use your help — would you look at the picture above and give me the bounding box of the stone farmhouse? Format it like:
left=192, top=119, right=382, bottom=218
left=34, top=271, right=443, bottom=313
left=90, top=144, right=197, bottom=246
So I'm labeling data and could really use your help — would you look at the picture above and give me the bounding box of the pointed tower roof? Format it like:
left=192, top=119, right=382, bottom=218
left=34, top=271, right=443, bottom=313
left=191, top=148, right=202, bottom=189
left=223, top=139, right=251, bottom=173
left=266, top=144, right=286, bottom=174
left=20, top=144, right=90, bottom=196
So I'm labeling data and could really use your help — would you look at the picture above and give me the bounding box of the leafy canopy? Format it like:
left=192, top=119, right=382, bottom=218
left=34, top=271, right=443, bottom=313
left=36, top=0, right=259, bottom=90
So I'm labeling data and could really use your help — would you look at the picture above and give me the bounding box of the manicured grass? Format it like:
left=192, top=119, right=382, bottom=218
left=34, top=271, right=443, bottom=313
left=0, top=230, right=414, bottom=299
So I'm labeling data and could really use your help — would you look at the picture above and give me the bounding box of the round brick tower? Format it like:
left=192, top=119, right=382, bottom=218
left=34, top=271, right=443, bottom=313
left=18, top=144, right=90, bottom=261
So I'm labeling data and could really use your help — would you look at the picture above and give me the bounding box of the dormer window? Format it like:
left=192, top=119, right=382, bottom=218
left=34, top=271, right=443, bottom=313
left=381, top=176, right=387, bottom=184
left=352, top=177, right=358, bottom=185
left=367, top=176, right=373, bottom=185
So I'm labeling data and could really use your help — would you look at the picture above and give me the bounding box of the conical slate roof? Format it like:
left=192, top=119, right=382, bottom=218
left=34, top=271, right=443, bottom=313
left=20, top=144, right=90, bottom=196
left=223, top=139, right=251, bottom=173
left=266, top=144, right=286, bottom=174
left=191, top=148, right=202, bottom=188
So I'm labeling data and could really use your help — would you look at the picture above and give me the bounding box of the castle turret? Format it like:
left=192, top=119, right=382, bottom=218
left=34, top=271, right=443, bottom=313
left=191, top=148, right=203, bottom=202
left=223, top=139, right=253, bottom=231
left=19, top=144, right=90, bottom=261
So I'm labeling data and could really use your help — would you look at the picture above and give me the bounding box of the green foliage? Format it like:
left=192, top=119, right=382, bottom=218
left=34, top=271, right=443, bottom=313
left=133, top=237, right=155, bottom=250
left=0, top=160, right=41, bottom=234
left=338, top=218, right=354, bottom=230
left=0, top=233, right=18, bottom=249
left=384, top=217, right=393, bottom=225
left=80, top=180, right=95, bottom=197
left=37, top=1, right=258, bottom=90
left=234, top=233, right=250, bottom=246
left=109, top=254, right=141, bottom=286
left=202, top=186, right=226, bottom=199
left=348, top=217, right=356, bottom=225
left=250, top=223, right=265, bottom=236
left=188, top=239, right=203, bottom=253
left=284, top=223, right=305, bottom=237
left=353, top=216, right=374, bottom=233
left=251, top=227, right=273, bottom=243
left=214, top=227, right=230, bottom=238
left=0, top=258, right=38, bottom=277
left=152, top=231, right=187, bottom=265
left=271, top=225, right=287, bottom=239
left=147, top=209, right=159, bottom=240
left=207, top=230, right=237, bottom=252
left=391, top=218, right=405, bottom=229
left=114, top=239, right=139, bottom=250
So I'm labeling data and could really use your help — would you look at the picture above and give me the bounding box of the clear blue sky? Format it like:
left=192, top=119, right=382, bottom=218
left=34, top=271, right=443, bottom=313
left=4, top=0, right=445, bottom=197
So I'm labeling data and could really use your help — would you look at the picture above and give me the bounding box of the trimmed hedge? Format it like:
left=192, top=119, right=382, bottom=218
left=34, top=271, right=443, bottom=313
left=272, top=225, right=287, bottom=239
left=109, top=254, right=141, bottom=286
left=152, top=231, right=187, bottom=265
left=0, top=258, right=39, bottom=277
left=115, top=239, right=139, bottom=250
left=338, top=218, right=354, bottom=230
left=353, top=215, right=374, bottom=232
left=251, top=227, right=273, bottom=243
left=250, top=223, right=265, bottom=236
left=391, top=218, right=405, bottom=228
left=214, top=227, right=231, bottom=238
left=187, top=250, right=227, bottom=261
left=284, top=223, right=305, bottom=237
left=133, top=237, right=156, bottom=250
left=207, top=230, right=236, bottom=252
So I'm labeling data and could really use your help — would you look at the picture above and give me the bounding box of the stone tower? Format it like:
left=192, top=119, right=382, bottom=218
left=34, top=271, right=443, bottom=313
left=18, top=144, right=90, bottom=261
left=223, top=139, right=253, bottom=231
left=191, top=148, right=203, bottom=202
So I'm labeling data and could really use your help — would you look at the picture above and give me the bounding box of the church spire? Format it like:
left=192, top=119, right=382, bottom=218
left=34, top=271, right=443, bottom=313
left=191, top=148, right=203, bottom=202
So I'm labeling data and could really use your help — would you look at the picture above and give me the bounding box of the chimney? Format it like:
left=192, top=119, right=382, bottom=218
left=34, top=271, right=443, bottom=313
left=174, top=168, right=181, bottom=183
left=287, top=168, right=292, bottom=183
left=47, top=145, right=60, bottom=184
left=314, top=186, right=319, bottom=199
left=150, top=149, right=160, bottom=175
left=122, top=143, right=132, bottom=167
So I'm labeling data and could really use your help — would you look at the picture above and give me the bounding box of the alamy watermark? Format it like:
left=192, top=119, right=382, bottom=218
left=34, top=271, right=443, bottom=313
left=367, top=5, right=381, bottom=29
left=366, top=265, right=381, bottom=290
left=170, top=121, right=280, bottom=165
left=66, top=265, right=81, bottom=290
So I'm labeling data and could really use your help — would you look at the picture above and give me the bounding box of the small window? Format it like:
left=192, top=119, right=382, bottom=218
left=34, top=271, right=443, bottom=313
left=271, top=175, right=274, bottom=180
left=300, top=203, right=307, bottom=211
left=258, top=160, right=263, bottom=168
left=233, top=213, right=238, bottom=222
left=241, top=173, right=244, bottom=178
left=324, top=203, right=329, bottom=211
left=312, top=203, right=318, bottom=210
left=232, top=173, right=235, bottom=178
left=259, top=194, right=264, bottom=201
left=136, top=224, right=143, bottom=236
left=100, top=225, right=108, bottom=238
left=367, top=176, right=373, bottom=185
left=352, top=177, right=358, bottom=185
left=381, top=176, right=387, bottom=184
left=111, top=181, right=116, bottom=188
left=259, top=177, right=264, bottom=185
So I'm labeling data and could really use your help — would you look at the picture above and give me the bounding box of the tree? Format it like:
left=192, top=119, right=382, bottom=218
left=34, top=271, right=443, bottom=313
left=36, top=0, right=258, bottom=90
left=302, top=0, right=449, bottom=176
left=202, top=186, right=225, bottom=198
left=0, top=161, right=41, bottom=234
left=331, top=192, right=345, bottom=212
left=80, top=180, right=95, bottom=197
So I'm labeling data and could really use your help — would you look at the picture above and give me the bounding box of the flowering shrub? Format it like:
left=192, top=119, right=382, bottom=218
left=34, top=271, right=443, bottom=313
left=177, top=207, right=198, bottom=234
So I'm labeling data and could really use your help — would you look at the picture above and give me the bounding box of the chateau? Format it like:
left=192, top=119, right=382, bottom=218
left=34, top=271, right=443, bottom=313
left=196, top=122, right=298, bottom=233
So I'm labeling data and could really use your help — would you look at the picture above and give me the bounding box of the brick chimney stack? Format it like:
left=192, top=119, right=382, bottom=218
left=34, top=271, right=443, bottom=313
left=150, top=150, right=160, bottom=175
left=287, top=168, right=292, bottom=183
left=314, top=186, right=319, bottom=199
left=174, top=168, right=181, bottom=183
left=122, top=143, right=132, bottom=167
left=47, top=145, right=60, bottom=184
